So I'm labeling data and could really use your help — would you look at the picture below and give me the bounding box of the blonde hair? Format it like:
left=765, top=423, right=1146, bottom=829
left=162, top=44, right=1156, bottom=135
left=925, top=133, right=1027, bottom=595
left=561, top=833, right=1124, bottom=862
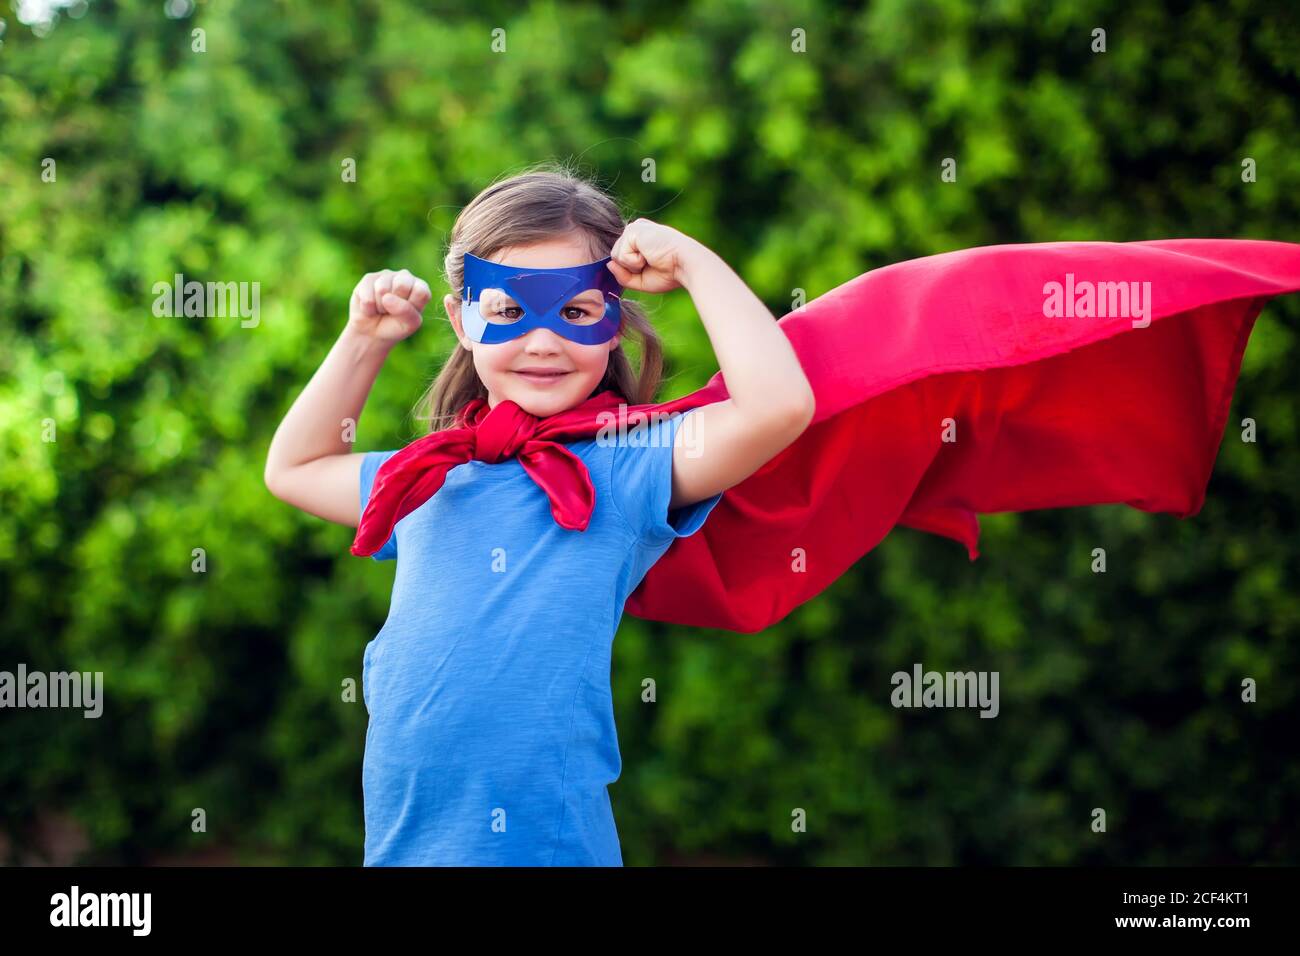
left=414, top=161, right=665, bottom=434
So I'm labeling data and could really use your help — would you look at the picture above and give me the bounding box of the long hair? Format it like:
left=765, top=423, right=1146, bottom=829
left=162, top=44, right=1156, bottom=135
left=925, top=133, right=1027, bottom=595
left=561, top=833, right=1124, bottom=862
left=413, top=161, right=665, bottom=434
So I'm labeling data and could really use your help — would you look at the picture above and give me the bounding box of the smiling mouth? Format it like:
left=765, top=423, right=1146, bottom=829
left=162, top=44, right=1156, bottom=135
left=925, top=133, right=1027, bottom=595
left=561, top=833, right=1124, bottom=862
left=514, top=370, right=572, bottom=382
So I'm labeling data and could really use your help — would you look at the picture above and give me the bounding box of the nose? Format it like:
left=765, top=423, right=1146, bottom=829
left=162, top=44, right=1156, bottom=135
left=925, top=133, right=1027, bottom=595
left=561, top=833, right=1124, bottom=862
left=520, top=326, right=565, bottom=354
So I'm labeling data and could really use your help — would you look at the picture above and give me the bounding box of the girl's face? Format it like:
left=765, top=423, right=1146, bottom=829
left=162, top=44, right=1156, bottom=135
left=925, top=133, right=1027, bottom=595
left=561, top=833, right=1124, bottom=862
left=444, top=234, right=621, bottom=418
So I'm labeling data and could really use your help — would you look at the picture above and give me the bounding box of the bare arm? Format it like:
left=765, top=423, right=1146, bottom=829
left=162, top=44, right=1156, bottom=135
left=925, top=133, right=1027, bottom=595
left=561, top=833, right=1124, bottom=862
left=263, top=327, right=390, bottom=526
left=264, top=269, right=431, bottom=526
left=608, top=222, right=815, bottom=511
left=666, top=241, right=814, bottom=509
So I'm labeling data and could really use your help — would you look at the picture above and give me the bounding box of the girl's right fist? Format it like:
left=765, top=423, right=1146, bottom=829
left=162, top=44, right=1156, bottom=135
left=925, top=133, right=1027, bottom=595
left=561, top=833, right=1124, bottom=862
left=349, top=269, right=431, bottom=342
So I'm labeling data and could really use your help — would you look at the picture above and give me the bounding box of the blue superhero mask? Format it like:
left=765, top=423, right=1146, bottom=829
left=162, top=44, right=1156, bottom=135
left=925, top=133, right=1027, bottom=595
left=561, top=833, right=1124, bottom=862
left=460, top=251, right=624, bottom=345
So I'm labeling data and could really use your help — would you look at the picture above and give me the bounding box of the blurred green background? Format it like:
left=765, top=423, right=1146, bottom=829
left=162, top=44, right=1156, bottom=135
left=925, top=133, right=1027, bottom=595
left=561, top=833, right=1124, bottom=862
left=1, top=0, right=1297, bottom=865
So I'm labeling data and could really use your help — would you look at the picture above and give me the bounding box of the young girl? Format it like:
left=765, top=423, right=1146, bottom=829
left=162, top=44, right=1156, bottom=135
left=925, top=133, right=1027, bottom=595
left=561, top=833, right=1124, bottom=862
left=263, top=168, right=816, bottom=866
left=266, top=165, right=1300, bottom=865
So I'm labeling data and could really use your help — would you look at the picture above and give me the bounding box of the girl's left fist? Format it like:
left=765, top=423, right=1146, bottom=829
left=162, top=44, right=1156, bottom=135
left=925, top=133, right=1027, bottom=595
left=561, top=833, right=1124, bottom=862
left=607, top=218, right=697, bottom=293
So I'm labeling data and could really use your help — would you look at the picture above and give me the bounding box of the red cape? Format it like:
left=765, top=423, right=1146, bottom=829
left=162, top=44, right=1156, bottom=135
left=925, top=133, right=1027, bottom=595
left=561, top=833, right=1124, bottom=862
left=624, top=239, right=1300, bottom=633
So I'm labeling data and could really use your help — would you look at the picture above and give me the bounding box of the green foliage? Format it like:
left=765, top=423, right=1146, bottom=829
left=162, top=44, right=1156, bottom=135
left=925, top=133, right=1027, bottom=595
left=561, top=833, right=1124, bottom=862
left=1, top=0, right=1296, bottom=864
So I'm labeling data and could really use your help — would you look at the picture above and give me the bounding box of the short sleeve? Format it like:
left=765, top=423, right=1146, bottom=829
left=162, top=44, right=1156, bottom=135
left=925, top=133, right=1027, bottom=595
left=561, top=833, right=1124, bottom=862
left=607, top=408, right=723, bottom=546
left=359, top=450, right=400, bottom=561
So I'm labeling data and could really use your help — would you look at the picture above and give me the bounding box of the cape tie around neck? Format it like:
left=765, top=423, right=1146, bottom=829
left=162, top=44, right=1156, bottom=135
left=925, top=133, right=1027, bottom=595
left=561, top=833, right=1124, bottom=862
left=352, top=387, right=636, bottom=556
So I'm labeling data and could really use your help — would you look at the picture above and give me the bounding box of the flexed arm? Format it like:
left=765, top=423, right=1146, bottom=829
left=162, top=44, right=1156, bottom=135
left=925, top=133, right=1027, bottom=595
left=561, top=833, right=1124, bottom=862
left=263, top=269, right=431, bottom=525
left=607, top=220, right=815, bottom=510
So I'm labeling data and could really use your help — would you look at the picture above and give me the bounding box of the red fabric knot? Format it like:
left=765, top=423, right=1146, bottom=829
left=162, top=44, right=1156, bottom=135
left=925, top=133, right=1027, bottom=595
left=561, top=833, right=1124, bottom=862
left=467, top=398, right=532, bottom=463
left=351, top=388, right=637, bottom=557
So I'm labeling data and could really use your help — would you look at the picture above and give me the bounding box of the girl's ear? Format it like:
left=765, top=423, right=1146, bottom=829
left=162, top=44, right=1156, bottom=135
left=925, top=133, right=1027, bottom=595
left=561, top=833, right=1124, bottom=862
left=445, top=294, right=472, bottom=350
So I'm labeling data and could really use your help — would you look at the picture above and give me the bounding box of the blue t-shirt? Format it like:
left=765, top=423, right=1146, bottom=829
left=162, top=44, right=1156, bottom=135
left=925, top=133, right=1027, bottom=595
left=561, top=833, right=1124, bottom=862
left=358, top=407, right=722, bottom=866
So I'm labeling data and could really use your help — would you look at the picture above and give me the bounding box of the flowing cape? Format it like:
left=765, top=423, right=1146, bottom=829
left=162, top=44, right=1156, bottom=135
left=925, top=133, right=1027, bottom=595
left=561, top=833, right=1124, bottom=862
left=623, top=239, right=1300, bottom=633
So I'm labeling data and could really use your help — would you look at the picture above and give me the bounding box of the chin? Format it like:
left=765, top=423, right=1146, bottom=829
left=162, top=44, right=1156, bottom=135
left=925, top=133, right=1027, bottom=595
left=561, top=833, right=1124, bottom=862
left=511, top=390, right=577, bottom=417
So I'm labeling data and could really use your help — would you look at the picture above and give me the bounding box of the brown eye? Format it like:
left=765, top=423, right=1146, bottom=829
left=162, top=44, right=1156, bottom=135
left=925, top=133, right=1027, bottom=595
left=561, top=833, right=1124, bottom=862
left=561, top=290, right=605, bottom=325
